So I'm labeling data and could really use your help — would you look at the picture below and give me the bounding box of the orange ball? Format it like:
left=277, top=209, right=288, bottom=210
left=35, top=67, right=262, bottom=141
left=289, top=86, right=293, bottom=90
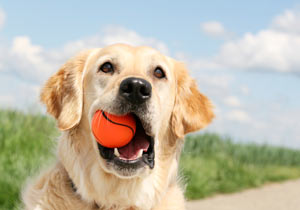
left=92, top=110, right=136, bottom=148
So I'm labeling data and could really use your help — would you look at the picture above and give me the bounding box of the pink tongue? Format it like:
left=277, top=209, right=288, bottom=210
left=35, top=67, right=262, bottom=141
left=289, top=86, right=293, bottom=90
left=118, top=127, right=150, bottom=160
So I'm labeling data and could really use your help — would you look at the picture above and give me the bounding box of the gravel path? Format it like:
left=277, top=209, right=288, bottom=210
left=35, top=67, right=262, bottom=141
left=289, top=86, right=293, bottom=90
left=186, top=179, right=300, bottom=210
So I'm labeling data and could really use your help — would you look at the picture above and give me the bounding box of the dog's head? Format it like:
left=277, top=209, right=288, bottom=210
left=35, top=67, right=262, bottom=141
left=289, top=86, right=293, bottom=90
left=40, top=44, right=213, bottom=205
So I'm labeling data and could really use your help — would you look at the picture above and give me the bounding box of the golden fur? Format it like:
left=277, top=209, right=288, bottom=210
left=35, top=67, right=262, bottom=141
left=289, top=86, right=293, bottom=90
left=22, top=44, right=214, bottom=210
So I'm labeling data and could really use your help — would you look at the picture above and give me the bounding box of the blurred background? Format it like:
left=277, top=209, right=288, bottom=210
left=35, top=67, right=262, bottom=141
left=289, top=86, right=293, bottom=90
left=1, top=1, right=300, bottom=209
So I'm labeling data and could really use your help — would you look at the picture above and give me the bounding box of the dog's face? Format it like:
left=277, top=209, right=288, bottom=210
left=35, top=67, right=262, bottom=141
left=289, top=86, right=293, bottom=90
left=40, top=44, right=213, bottom=192
left=81, top=45, right=178, bottom=178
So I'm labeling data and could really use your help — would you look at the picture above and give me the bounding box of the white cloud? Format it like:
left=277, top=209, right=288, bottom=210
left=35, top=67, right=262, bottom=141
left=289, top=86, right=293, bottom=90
left=271, top=9, right=300, bottom=34
left=226, top=109, right=251, bottom=123
left=214, top=30, right=300, bottom=72
left=224, top=96, right=241, bottom=107
left=196, top=10, right=300, bottom=73
left=0, top=95, right=15, bottom=107
left=101, top=26, right=169, bottom=55
left=193, top=73, right=234, bottom=89
left=60, top=26, right=169, bottom=58
left=201, top=21, right=225, bottom=36
left=0, top=74, right=39, bottom=109
left=201, top=21, right=232, bottom=39
left=0, top=8, right=5, bottom=30
left=11, top=36, right=55, bottom=80
left=209, top=106, right=300, bottom=148
left=240, top=86, right=250, bottom=95
left=0, top=36, right=56, bottom=84
left=11, top=37, right=43, bottom=62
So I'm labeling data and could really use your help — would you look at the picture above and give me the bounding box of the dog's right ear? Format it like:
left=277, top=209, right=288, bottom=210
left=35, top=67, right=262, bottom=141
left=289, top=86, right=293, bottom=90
left=170, top=61, right=214, bottom=139
left=40, top=50, right=94, bottom=131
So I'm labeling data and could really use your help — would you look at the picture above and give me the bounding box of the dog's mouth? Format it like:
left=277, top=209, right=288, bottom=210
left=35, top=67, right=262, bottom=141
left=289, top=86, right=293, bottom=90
left=97, top=114, right=155, bottom=170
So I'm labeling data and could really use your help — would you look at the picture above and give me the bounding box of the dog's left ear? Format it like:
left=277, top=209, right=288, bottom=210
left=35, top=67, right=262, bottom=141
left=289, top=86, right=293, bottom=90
left=40, top=50, right=93, bottom=130
left=171, top=62, right=214, bottom=139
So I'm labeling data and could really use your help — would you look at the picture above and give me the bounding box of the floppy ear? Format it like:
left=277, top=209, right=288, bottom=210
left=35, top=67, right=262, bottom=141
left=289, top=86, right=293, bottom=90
left=40, top=50, right=93, bottom=130
left=171, top=62, right=214, bottom=139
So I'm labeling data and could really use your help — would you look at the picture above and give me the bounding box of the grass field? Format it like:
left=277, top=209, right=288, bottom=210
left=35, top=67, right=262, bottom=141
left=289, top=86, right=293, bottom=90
left=180, top=134, right=300, bottom=199
left=1, top=109, right=300, bottom=209
left=0, top=110, right=58, bottom=210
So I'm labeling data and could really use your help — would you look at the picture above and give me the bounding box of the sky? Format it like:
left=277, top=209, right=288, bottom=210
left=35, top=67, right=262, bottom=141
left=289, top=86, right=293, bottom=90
left=0, top=0, right=300, bottom=148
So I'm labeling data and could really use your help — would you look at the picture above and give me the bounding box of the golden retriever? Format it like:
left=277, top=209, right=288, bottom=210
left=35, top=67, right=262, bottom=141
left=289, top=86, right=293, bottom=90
left=22, top=44, right=214, bottom=210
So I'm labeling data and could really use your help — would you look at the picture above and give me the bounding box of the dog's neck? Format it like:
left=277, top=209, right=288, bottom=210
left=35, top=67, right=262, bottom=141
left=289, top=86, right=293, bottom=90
left=64, top=165, right=101, bottom=209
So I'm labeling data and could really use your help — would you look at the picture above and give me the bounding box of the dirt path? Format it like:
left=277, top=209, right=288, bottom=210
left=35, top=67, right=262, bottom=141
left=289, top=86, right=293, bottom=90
left=186, top=179, right=300, bottom=210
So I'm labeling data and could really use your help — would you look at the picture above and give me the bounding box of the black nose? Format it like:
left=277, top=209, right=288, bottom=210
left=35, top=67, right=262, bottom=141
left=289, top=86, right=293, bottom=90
left=119, top=77, right=152, bottom=104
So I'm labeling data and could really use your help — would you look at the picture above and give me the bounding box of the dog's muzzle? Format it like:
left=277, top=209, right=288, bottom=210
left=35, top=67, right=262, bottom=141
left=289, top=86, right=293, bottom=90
left=96, top=77, right=155, bottom=174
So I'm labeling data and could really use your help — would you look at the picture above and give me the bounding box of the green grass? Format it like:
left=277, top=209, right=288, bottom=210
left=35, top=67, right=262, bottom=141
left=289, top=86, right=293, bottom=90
left=180, top=133, right=300, bottom=199
left=1, top=110, right=300, bottom=209
left=0, top=109, right=58, bottom=210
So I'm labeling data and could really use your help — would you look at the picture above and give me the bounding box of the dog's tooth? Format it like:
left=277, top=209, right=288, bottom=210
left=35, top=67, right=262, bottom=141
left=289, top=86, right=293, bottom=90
left=137, top=149, right=143, bottom=158
left=114, top=148, right=120, bottom=157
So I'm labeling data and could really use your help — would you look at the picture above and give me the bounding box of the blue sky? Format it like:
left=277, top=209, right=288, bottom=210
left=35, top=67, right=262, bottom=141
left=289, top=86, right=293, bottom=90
left=1, top=1, right=298, bottom=52
left=1, top=1, right=300, bottom=148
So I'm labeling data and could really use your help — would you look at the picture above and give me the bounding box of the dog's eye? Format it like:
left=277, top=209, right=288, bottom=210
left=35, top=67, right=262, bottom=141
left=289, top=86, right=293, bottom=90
left=153, top=67, right=165, bottom=79
left=99, top=62, right=114, bottom=73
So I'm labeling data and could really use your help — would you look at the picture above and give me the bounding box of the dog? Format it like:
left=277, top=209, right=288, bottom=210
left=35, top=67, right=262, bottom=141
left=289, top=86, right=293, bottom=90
left=22, top=44, right=214, bottom=210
